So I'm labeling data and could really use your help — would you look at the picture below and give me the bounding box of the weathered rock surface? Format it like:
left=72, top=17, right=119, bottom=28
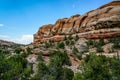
left=0, top=40, right=18, bottom=47
left=102, top=43, right=114, bottom=53
left=34, top=1, right=120, bottom=45
left=26, top=54, right=38, bottom=77
left=75, top=39, right=87, bottom=53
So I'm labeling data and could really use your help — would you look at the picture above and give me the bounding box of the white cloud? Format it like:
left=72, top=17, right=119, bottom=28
left=0, top=35, right=13, bottom=43
left=0, top=24, right=4, bottom=27
left=0, top=34, right=33, bottom=44
left=16, top=35, right=33, bottom=44
left=0, top=35, right=9, bottom=39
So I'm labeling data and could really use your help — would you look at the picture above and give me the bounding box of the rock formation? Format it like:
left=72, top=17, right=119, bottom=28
left=34, top=1, right=120, bottom=45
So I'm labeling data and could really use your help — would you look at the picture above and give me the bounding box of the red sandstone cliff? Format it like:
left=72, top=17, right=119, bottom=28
left=34, top=1, right=120, bottom=45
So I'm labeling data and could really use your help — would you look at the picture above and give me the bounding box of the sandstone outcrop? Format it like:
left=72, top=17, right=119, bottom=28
left=34, top=1, right=120, bottom=45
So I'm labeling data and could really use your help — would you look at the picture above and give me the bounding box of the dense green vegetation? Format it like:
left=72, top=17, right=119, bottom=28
left=32, top=51, right=120, bottom=80
left=0, top=37, right=120, bottom=80
left=32, top=50, right=73, bottom=80
left=74, top=53, right=120, bottom=80
left=0, top=47, right=33, bottom=80
left=1, top=47, right=120, bottom=80
left=29, top=36, right=119, bottom=80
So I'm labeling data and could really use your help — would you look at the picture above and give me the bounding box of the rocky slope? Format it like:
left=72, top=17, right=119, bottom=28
left=34, top=1, right=120, bottom=45
left=0, top=40, right=16, bottom=46
left=0, top=40, right=22, bottom=51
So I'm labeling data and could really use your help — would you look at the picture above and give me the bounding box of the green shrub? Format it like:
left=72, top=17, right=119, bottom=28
left=77, top=53, right=120, bottom=80
left=0, top=59, right=11, bottom=74
left=26, top=47, right=32, bottom=54
left=62, top=67, right=74, bottom=80
left=73, top=73, right=83, bottom=80
left=45, top=42, right=50, bottom=48
left=23, top=66, right=33, bottom=77
left=71, top=40, right=75, bottom=45
left=14, top=47, right=22, bottom=54
left=109, top=37, right=120, bottom=49
left=86, top=39, right=94, bottom=47
left=33, top=50, right=71, bottom=80
left=72, top=46, right=79, bottom=55
left=1, top=54, right=28, bottom=79
left=65, top=40, right=70, bottom=45
left=75, top=35, right=79, bottom=41
left=96, top=46, right=103, bottom=52
left=64, top=35, right=67, bottom=40
left=38, top=52, right=43, bottom=61
left=50, top=50, right=70, bottom=67
left=95, top=38, right=104, bottom=52
left=68, top=34, right=73, bottom=40
left=57, top=42, right=65, bottom=49
left=33, top=62, right=49, bottom=80
left=86, top=38, right=105, bottom=52
left=77, top=53, right=82, bottom=60
left=98, top=38, right=105, bottom=46
left=38, top=62, right=48, bottom=76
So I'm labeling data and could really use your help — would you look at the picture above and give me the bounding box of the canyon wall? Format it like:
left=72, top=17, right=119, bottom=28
left=34, top=1, right=120, bottom=45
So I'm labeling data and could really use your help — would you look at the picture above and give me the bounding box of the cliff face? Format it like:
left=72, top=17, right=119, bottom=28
left=34, top=1, right=120, bottom=45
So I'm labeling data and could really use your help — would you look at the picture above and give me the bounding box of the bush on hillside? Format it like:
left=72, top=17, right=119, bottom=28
left=65, top=40, right=70, bottom=45
left=75, top=34, right=79, bottom=41
left=72, top=46, right=79, bottom=55
left=75, top=53, right=120, bottom=80
left=64, top=35, right=67, bottom=40
left=14, top=47, right=22, bottom=54
left=50, top=50, right=70, bottom=66
left=109, top=37, right=120, bottom=49
left=57, top=42, right=65, bottom=49
left=68, top=34, right=73, bottom=40
left=70, top=40, right=75, bottom=45
left=86, top=38, right=105, bottom=52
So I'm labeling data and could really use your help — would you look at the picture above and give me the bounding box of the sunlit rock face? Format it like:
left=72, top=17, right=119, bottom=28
left=34, top=1, right=120, bottom=45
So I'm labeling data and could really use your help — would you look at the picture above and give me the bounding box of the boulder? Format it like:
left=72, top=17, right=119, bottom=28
left=102, top=43, right=114, bottom=53
left=26, top=54, right=38, bottom=64
left=75, top=39, right=87, bottom=53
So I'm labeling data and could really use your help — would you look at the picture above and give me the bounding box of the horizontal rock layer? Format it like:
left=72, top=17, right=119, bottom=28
left=34, top=1, right=120, bottom=45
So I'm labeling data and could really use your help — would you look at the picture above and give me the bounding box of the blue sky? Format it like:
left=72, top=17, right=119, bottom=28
left=0, top=0, right=112, bottom=44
